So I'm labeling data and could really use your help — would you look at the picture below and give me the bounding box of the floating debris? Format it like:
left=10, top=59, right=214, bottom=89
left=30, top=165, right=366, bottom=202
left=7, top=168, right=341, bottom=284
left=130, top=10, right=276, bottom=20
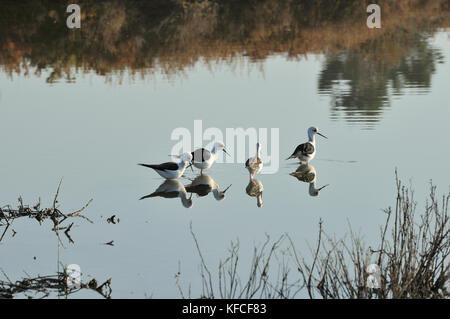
left=107, top=215, right=118, bottom=224
left=104, top=240, right=114, bottom=246
left=0, top=268, right=112, bottom=299
left=0, top=180, right=93, bottom=246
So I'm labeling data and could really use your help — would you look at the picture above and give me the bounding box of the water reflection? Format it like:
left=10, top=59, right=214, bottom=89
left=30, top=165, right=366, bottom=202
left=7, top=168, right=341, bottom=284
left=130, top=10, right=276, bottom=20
left=140, top=174, right=231, bottom=207
left=1, top=1, right=448, bottom=83
left=246, top=179, right=264, bottom=208
left=140, top=180, right=193, bottom=208
left=245, top=143, right=264, bottom=207
left=0, top=184, right=93, bottom=244
left=0, top=268, right=112, bottom=299
left=0, top=0, right=449, bottom=300
left=185, top=174, right=231, bottom=201
left=318, top=33, right=445, bottom=128
left=290, top=164, right=329, bottom=197
left=0, top=1, right=448, bottom=129
left=245, top=143, right=263, bottom=181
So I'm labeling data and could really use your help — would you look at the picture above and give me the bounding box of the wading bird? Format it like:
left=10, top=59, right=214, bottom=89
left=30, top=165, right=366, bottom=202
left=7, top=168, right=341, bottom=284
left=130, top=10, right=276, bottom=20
left=190, top=141, right=229, bottom=174
left=287, top=126, right=327, bottom=163
left=139, top=152, right=192, bottom=180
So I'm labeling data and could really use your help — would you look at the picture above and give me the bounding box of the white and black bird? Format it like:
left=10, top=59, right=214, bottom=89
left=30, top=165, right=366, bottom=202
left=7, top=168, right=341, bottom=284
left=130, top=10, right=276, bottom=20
left=139, top=152, right=193, bottom=180
left=190, top=141, right=229, bottom=174
left=287, top=126, right=327, bottom=163
left=139, top=179, right=193, bottom=208
left=245, top=142, right=263, bottom=181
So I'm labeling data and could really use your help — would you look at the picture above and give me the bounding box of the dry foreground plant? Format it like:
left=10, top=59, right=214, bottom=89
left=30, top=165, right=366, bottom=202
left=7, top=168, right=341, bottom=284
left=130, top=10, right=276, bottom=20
left=0, top=180, right=112, bottom=299
left=181, top=172, right=449, bottom=299
left=0, top=179, right=93, bottom=245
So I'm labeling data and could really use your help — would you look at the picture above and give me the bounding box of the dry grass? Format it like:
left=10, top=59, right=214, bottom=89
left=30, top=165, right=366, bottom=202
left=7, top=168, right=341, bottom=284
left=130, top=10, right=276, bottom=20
left=295, top=171, right=449, bottom=299
left=176, top=225, right=302, bottom=299
left=181, top=171, right=449, bottom=299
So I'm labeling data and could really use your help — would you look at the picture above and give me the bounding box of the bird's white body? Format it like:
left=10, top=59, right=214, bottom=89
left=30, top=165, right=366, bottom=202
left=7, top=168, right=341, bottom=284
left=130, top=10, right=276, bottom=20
left=139, top=152, right=192, bottom=180
left=191, top=142, right=227, bottom=173
left=193, top=157, right=214, bottom=170
left=246, top=143, right=263, bottom=179
left=155, top=164, right=187, bottom=179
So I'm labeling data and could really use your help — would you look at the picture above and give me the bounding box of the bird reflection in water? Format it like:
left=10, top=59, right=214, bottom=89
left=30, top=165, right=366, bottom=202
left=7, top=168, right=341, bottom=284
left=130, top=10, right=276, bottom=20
left=246, top=178, right=264, bottom=207
left=185, top=174, right=231, bottom=201
left=245, top=142, right=264, bottom=207
left=139, top=179, right=193, bottom=208
left=290, top=164, right=329, bottom=197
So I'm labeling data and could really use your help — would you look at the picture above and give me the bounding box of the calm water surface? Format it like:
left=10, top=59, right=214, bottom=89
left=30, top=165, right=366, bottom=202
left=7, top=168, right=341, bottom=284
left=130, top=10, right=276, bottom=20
left=1, top=2, right=450, bottom=298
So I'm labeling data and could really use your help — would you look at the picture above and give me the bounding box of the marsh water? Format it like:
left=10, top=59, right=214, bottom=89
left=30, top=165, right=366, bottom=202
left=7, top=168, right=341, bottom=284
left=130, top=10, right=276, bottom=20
left=1, top=1, right=450, bottom=298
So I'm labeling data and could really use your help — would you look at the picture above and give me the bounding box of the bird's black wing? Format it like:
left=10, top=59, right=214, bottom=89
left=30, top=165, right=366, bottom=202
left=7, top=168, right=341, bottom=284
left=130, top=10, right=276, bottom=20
left=139, top=162, right=178, bottom=171
left=191, top=148, right=211, bottom=163
left=185, top=184, right=211, bottom=197
left=294, top=142, right=314, bottom=155
left=245, top=158, right=250, bottom=168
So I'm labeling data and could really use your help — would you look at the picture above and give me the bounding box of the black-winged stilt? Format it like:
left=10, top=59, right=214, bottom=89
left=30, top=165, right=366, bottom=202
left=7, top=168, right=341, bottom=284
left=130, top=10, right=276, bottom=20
left=190, top=141, right=229, bottom=174
left=287, top=126, right=327, bottom=163
left=139, top=152, right=193, bottom=179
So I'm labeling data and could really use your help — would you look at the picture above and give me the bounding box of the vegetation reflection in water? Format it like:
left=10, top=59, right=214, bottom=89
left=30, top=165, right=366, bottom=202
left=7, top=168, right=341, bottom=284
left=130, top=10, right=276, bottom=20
left=0, top=0, right=449, bottom=128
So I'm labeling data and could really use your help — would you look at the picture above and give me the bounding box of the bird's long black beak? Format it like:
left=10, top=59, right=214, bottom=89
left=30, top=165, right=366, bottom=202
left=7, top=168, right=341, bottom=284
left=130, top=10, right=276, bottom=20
left=187, top=162, right=194, bottom=172
left=317, top=184, right=330, bottom=191
left=223, top=184, right=232, bottom=194
left=223, top=149, right=230, bottom=157
left=317, top=132, right=328, bottom=139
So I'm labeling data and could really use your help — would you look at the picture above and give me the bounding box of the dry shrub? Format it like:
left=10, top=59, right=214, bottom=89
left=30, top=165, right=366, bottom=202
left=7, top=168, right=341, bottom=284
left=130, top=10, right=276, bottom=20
left=183, top=171, right=449, bottom=299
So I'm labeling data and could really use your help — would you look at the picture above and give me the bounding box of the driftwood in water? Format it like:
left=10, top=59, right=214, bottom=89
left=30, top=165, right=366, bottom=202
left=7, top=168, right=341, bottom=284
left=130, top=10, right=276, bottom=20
left=0, top=268, right=112, bottom=299
left=0, top=179, right=93, bottom=245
